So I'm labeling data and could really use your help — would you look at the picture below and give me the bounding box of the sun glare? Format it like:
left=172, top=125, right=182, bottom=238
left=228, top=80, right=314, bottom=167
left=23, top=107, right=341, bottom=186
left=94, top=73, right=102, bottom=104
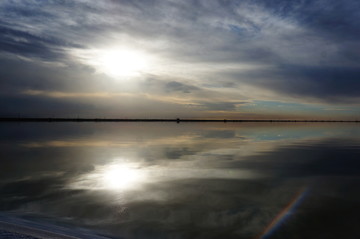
left=103, top=164, right=144, bottom=190
left=99, top=49, right=149, bottom=77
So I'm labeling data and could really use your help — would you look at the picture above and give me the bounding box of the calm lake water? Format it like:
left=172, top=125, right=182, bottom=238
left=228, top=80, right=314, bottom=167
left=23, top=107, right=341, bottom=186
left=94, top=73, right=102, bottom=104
left=0, top=122, right=360, bottom=239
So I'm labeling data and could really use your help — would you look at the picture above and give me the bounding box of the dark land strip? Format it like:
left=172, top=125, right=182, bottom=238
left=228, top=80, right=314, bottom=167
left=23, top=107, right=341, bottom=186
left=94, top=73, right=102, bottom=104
left=0, top=118, right=359, bottom=123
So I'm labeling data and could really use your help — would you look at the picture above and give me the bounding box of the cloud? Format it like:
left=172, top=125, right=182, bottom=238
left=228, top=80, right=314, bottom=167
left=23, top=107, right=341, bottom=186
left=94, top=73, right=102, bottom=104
left=165, top=81, right=200, bottom=93
left=0, top=0, right=359, bottom=117
left=201, top=102, right=245, bottom=111
left=0, top=94, right=96, bottom=117
left=230, top=64, right=360, bottom=104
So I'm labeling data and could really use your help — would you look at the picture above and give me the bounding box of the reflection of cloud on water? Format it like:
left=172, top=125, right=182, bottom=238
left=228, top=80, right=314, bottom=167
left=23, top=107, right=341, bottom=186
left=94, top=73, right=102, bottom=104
left=21, top=140, right=135, bottom=148
left=1, top=123, right=360, bottom=238
left=20, top=134, right=197, bottom=148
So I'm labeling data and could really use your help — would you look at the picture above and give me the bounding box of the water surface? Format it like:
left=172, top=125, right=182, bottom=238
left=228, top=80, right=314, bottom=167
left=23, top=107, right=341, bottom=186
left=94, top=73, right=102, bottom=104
left=0, top=122, right=359, bottom=239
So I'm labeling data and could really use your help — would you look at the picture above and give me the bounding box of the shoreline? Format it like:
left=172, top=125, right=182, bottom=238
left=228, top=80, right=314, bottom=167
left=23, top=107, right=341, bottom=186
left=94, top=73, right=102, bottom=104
left=0, top=118, right=359, bottom=123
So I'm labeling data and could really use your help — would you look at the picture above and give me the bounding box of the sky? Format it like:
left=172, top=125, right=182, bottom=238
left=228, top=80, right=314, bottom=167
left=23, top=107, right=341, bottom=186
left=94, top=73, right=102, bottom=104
left=0, top=0, right=359, bottom=119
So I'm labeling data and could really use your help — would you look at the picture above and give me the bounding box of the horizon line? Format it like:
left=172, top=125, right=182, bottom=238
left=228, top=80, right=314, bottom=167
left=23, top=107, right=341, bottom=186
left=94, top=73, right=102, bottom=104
left=0, top=117, right=359, bottom=123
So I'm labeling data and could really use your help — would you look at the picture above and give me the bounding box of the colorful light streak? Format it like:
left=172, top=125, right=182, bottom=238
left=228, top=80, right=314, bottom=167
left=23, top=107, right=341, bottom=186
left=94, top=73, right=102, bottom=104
left=256, top=187, right=309, bottom=239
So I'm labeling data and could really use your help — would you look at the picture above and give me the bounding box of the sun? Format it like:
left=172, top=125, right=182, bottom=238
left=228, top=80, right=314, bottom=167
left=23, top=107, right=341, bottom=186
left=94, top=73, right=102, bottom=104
left=99, top=49, right=149, bottom=77
left=70, top=47, right=157, bottom=78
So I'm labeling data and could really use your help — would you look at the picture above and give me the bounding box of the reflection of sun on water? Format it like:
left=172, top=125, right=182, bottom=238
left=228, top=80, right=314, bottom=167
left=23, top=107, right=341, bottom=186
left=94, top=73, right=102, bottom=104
left=69, top=160, right=258, bottom=193
left=103, top=164, right=144, bottom=190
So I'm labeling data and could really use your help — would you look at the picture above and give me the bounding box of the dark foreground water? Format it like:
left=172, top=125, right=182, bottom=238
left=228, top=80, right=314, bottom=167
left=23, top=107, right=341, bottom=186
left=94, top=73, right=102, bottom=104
left=0, top=122, right=359, bottom=239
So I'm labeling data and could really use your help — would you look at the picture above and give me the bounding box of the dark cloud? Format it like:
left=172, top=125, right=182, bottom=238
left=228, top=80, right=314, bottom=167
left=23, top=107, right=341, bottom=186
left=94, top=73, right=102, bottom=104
left=0, top=58, right=64, bottom=93
left=0, top=23, right=82, bottom=60
left=0, top=56, right=105, bottom=96
left=142, top=77, right=202, bottom=95
left=165, top=147, right=195, bottom=159
left=249, top=0, right=360, bottom=37
left=165, top=81, right=200, bottom=93
left=290, top=0, right=360, bottom=41
left=0, top=95, right=96, bottom=117
left=233, top=65, right=360, bottom=103
left=277, top=66, right=360, bottom=101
